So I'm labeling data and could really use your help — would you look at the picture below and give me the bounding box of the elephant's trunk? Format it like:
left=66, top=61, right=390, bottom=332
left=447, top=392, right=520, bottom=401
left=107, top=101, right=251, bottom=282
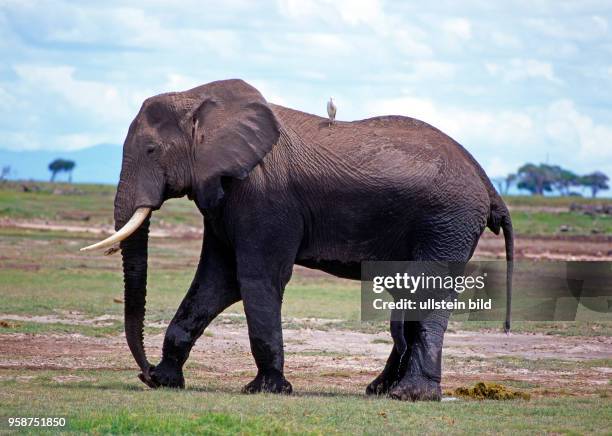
left=120, top=219, right=153, bottom=381
left=112, top=176, right=156, bottom=385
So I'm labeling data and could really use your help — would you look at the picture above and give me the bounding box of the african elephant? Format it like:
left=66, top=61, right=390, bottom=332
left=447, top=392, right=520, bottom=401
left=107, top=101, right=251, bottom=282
left=82, top=79, right=513, bottom=401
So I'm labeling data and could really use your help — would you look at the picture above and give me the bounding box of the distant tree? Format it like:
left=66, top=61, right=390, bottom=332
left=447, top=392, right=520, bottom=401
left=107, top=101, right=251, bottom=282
left=66, top=160, right=75, bottom=182
left=517, top=163, right=554, bottom=195
left=579, top=171, right=609, bottom=198
left=48, top=159, right=76, bottom=182
left=492, top=177, right=504, bottom=194
left=493, top=173, right=517, bottom=195
left=504, top=173, right=516, bottom=195
left=545, top=165, right=579, bottom=196
left=0, top=165, right=10, bottom=181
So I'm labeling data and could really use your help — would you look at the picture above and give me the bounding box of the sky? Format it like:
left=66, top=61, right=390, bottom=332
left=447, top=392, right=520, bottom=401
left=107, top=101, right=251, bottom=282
left=1, top=0, right=611, bottom=185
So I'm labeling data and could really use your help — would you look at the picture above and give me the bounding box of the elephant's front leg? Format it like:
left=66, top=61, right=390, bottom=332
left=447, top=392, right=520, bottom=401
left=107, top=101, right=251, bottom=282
left=389, top=310, right=449, bottom=401
left=240, top=278, right=292, bottom=394
left=148, top=233, right=240, bottom=388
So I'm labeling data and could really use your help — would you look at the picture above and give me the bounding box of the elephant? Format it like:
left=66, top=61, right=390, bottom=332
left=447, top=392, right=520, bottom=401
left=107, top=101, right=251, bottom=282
left=82, top=79, right=513, bottom=401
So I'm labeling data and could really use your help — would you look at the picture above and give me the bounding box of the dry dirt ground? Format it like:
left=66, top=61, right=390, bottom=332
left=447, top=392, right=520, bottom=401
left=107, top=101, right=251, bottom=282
left=475, top=232, right=612, bottom=261
left=1, top=316, right=610, bottom=397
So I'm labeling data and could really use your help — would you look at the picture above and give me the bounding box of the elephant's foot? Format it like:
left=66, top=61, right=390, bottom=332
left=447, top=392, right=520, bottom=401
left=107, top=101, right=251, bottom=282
left=139, top=360, right=185, bottom=389
left=389, top=375, right=441, bottom=401
left=242, top=370, right=292, bottom=394
left=365, top=371, right=401, bottom=396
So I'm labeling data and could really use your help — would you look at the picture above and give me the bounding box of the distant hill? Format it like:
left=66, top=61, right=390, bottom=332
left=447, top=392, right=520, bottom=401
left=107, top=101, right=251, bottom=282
left=0, top=144, right=122, bottom=184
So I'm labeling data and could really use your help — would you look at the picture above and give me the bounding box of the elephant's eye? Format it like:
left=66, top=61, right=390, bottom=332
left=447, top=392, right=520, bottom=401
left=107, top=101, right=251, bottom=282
left=145, top=143, right=157, bottom=155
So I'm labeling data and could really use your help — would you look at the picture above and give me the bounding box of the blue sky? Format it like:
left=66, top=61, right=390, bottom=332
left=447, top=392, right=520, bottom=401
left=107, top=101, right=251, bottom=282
left=1, top=0, right=611, bottom=184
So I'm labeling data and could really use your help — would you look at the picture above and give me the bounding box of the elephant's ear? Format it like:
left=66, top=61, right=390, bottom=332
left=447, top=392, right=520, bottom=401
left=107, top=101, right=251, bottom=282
left=189, top=92, right=280, bottom=209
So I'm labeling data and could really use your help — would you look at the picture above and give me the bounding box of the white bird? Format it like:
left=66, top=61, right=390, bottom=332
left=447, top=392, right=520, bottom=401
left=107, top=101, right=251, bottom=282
left=327, top=97, right=337, bottom=126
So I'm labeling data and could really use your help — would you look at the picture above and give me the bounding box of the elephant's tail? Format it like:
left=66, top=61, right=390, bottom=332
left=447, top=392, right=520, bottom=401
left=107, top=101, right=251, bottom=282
left=487, top=202, right=514, bottom=333
left=452, top=137, right=514, bottom=332
left=501, top=214, right=514, bottom=333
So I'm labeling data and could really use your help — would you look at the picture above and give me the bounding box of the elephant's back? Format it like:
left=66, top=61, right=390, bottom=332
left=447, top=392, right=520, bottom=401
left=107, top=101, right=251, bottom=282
left=272, top=105, right=463, bottom=158
left=271, top=104, right=482, bottom=183
left=270, top=104, right=495, bottom=220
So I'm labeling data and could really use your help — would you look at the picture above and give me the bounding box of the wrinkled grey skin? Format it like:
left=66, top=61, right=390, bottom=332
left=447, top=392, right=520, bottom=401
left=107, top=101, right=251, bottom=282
left=114, top=79, right=513, bottom=400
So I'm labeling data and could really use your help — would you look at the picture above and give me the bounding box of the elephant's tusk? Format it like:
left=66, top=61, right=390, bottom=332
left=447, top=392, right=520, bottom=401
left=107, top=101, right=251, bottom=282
left=80, top=207, right=151, bottom=252
left=104, top=245, right=121, bottom=256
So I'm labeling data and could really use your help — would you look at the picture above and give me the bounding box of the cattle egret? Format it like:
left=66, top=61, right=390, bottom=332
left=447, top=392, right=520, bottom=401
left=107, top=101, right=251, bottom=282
left=327, top=97, right=336, bottom=126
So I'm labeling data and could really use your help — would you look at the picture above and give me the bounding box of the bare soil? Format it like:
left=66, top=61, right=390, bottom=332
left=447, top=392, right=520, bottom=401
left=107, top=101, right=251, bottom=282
left=475, top=232, right=612, bottom=261
left=0, top=218, right=201, bottom=239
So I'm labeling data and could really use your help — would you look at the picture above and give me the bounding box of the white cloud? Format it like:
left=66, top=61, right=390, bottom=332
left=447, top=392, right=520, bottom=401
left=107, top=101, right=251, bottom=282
left=258, top=31, right=357, bottom=60
left=41, top=5, right=242, bottom=57
left=298, top=70, right=327, bottom=80
left=14, top=65, right=143, bottom=123
left=193, top=30, right=242, bottom=58
left=524, top=16, right=609, bottom=41
left=489, top=31, right=522, bottom=49
left=365, top=96, right=612, bottom=177
left=165, top=73, right=204, bottom=92
left=55, top=133, right=109, bottom=151
left=366, top=95, right=535, bottom=148
left=410, top=61, right=457, bottom=80
left=591, top=15, right=608, bottom=31
left=276, top=0, right=433, bottom=58
left=2, top=131, right=40, bottom=152
left=393, top=29, right=434, bottom=57
left=487, top=156, right=517, bottom=178
left=0, top=86, right=18, bottom=110
left=485, top=59, right=562, bottom=84
left=5, top=64, right=152, bottom=150
left=292, top=33, right=354, bottom=54
left=249, top=80, right=288, bottom=105
left=543, top=99, right=612, bottom=161
left=277, top=0, right=385, bottom=27
left=441, top=18, right=472, bottom=40
left=1, top=130, right=108, bottom=152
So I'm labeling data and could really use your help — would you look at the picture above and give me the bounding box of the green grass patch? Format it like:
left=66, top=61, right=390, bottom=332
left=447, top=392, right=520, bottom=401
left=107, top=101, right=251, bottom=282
left=494, top=356, right=612, bottom=373
left=510, top=210, right=611, bottom=236
left=452, top=320, right=612, bottom=337
left=0, top=182, right=202, bottom=227
left=503, top=195, right=610, bottom=208
left=0, top=370, right=610, bottom=434
left=0, top=320, right=123, bottom=337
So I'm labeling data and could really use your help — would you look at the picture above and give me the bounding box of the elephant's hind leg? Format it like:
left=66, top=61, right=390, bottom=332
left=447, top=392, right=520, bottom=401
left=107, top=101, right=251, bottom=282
left=366, top=320, right=416, bottom=395
left=387, top=229, right=480, bottom=401
left=388, top=310, right=449, bottom=401
left=150, top=231, right=241, bottom=389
